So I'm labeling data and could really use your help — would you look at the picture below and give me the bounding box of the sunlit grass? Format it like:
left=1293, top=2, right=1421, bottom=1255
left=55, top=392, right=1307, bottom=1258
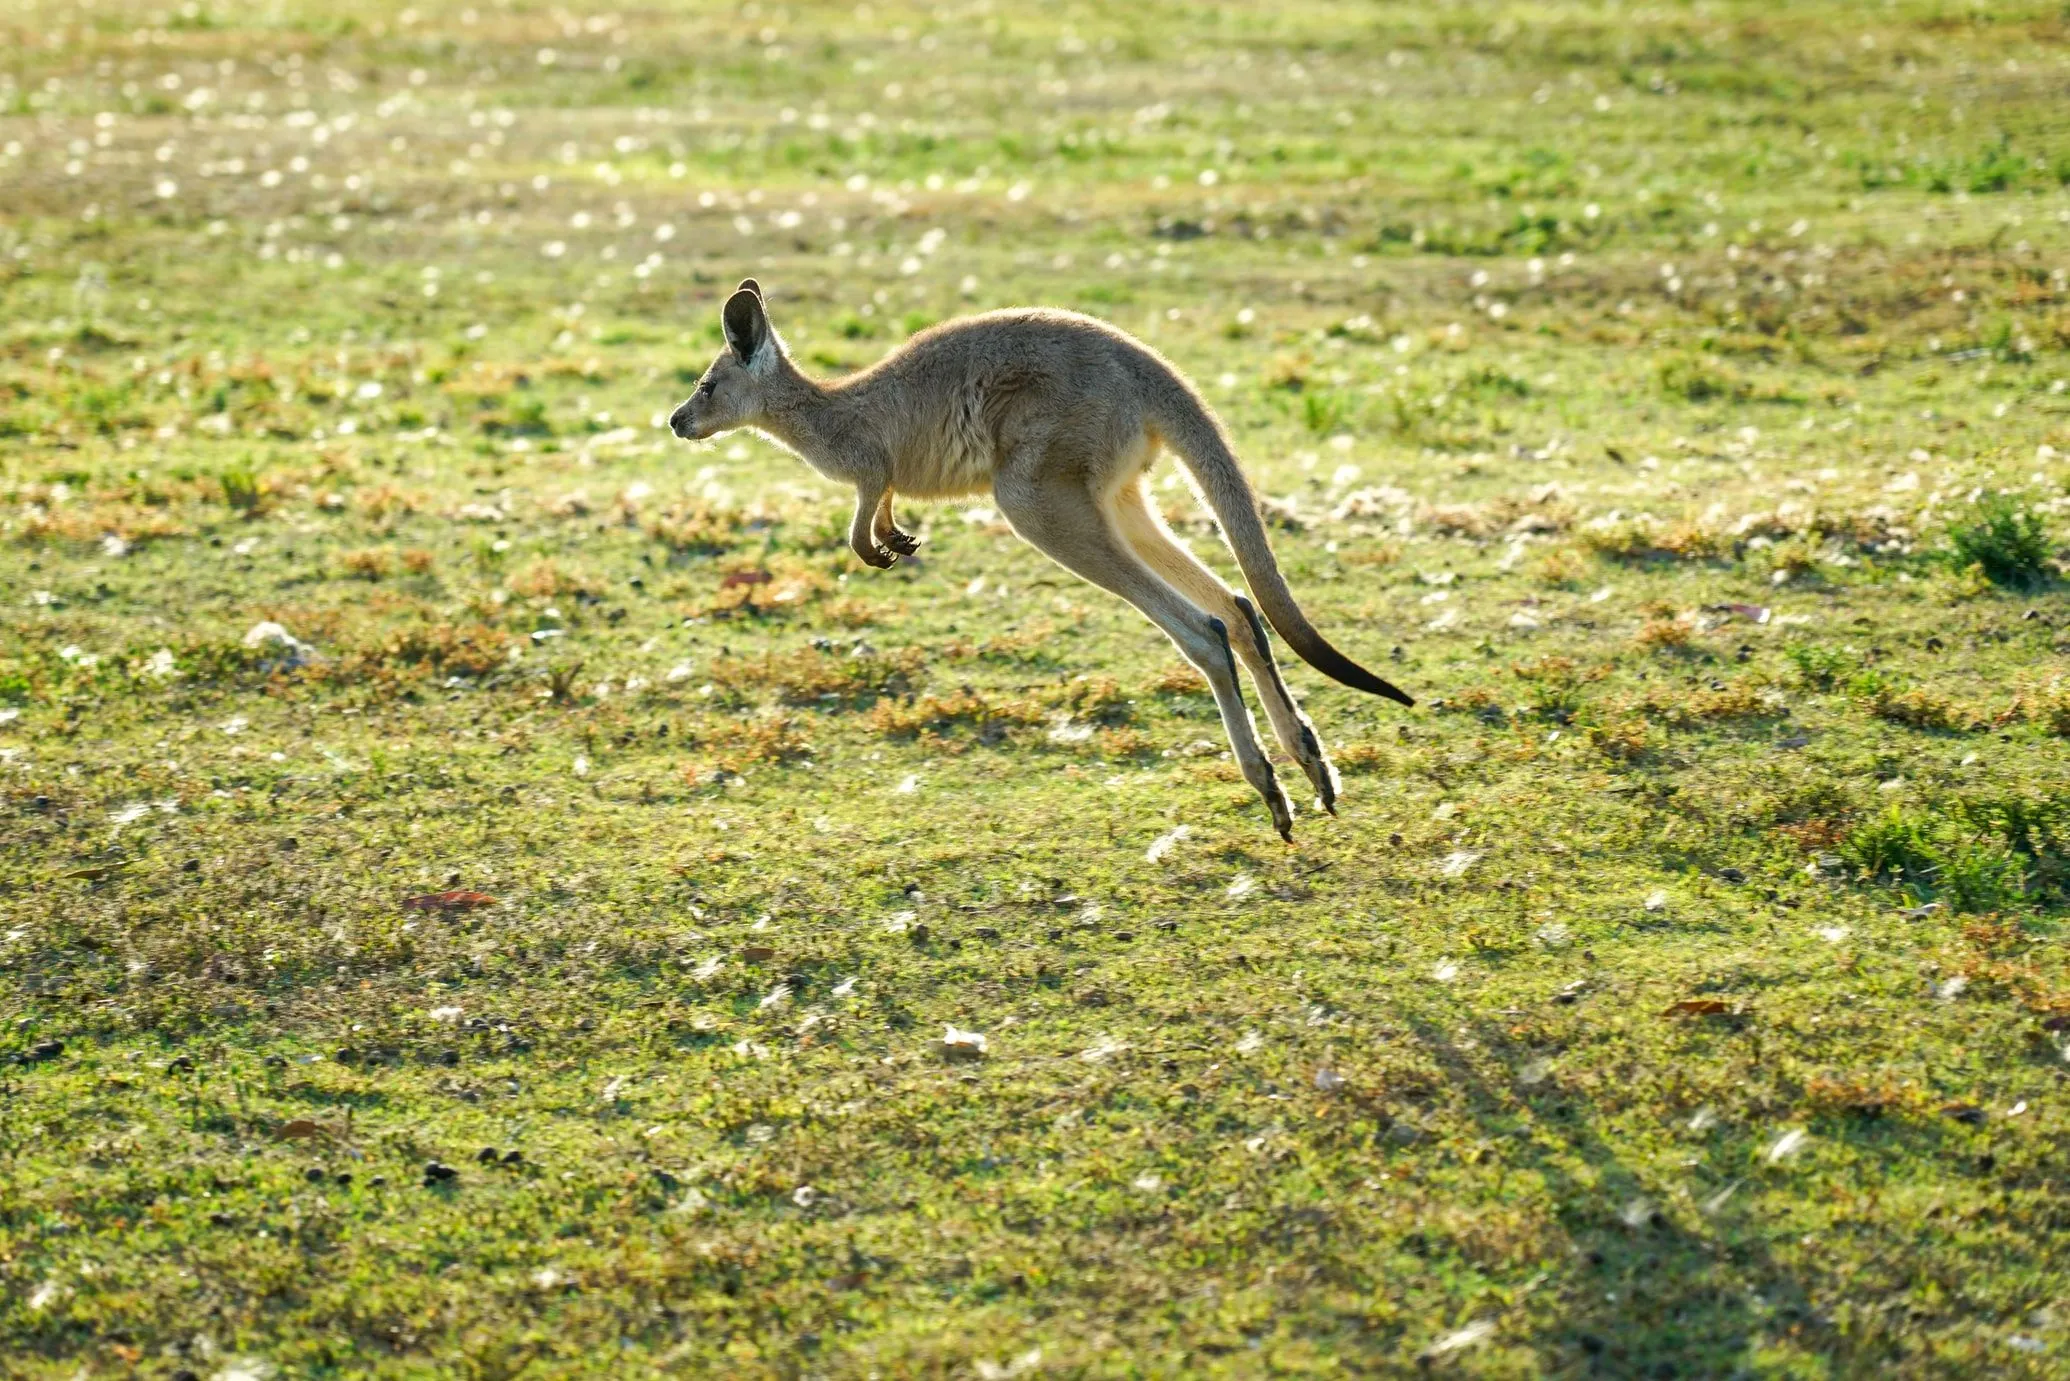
left=4, top=0, right=2070, bottom=1375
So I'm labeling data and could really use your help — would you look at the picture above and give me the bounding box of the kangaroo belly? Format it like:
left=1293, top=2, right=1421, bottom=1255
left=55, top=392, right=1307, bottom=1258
left=892, top=393, right=997, bottom=497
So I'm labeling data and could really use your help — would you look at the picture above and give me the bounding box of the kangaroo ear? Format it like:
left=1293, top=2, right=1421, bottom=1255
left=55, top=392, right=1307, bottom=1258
left=736, top=277, right=762, bottom=298
left=722, top=288, right=769, bottom=363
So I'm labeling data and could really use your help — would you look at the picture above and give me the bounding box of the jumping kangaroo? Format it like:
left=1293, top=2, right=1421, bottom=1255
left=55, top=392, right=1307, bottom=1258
left=667, top=279, right=1413, bottom=840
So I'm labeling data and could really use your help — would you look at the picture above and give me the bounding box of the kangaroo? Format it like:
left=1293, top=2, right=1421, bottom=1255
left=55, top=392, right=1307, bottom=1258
left=667, top=280, right=1413, bottom=840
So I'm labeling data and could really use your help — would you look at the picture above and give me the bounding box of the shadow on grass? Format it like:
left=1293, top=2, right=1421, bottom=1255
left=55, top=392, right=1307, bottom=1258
left=1399, top=1008, right=1832, bottom=1376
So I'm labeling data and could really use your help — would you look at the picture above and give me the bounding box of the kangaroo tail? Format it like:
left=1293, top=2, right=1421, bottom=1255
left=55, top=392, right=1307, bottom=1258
left=1146, top=372, right=1414, bottom=707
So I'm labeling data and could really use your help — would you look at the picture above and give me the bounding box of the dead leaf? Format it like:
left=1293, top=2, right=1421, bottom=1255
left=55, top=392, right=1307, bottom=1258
left=65, top=864, right=127, bottom=880
left=1941, top=1103, right=1987, bottom=1126
left=1663, top=998, right=1731, bottom=1017
left=739, top=945, right=776, bottom=963
left=720, top=568, right=773, bottom=589
left=275, top=1118, right=334, bottom=1141
left=403, top=890, right=499, bottom=912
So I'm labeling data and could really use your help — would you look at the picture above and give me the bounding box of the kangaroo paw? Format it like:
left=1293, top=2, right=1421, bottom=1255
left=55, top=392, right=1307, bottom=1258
left=1294, top=724, right=1338, bottom=816
left=883, top=526, right=921, bottom=556
left=1263, top=767, right=1295, bottom=843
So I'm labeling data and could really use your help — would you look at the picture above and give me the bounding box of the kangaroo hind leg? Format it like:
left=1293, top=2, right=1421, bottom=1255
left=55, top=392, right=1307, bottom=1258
left=994, top=470, right=1295, bottom=840
left=1109, top=478, right=1341, bottom=813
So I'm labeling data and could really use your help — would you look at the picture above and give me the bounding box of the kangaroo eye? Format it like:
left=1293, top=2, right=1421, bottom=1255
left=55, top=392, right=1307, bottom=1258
left=697, top=378, right=715, bottom=396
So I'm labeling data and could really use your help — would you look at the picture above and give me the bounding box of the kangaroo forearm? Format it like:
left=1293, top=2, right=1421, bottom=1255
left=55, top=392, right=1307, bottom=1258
left=848, top=483, right=887, bottom=562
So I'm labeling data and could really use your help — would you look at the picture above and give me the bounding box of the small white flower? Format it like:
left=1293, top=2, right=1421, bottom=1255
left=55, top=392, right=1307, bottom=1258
left=1225, top=873, right=1255, bottom=899
left=1766, top=1127, right=1809, bottom=1164
left=940, top=1025, right=987, bottom=1060
left=1145, top=825, right=1191, bottom=863
left=1422, top=1319, right=1495, bottom=1359
left=428, top=1005, right=463, bottom=1022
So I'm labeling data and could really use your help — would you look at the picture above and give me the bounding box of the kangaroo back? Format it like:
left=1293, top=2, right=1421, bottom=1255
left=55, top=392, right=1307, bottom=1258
left=1140, top=368, right=1414, bottom=707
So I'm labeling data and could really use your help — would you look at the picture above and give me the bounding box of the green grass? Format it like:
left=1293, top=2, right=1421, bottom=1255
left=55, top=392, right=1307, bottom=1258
left=5, top=0, right=2070, bottom=1375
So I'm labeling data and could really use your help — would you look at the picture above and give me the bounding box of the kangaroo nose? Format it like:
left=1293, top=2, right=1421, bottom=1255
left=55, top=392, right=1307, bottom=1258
left=668, top=403, right=693, bottom=438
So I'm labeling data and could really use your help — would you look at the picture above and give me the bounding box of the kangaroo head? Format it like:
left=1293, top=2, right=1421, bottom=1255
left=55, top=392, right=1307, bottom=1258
left=668, top=279, right=789, bottom=441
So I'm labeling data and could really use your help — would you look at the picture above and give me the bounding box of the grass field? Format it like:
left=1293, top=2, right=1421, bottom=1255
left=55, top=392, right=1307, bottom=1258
left=5, top=0, right=2070, bottom=1374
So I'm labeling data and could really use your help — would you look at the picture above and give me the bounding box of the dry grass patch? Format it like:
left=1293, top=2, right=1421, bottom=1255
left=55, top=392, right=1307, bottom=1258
left=1634, top=680, right=1779, bottom=728
left=354, top=483, right=425, bottom=521
left=644, top=500, right=750, bottom=555
left=507, top=558, right=602, bottom=600
left=686, top=713, right=816, bottom=772
left=1332, top=742, right=1391, bottom=776
left=865, top=687, right=1045, bottom=740
left=708, top=645, right=923, bottom=706
left=692, top=559, right=831, bottom=619
left=1635, top=616, right=1696, bottom=651
left=1588, top=713, right=1655, bottom=762
left=327, top=621, right=515, bottom=681
left=1535, top=545, right=1589, bottom=586
left=1803, top=1075, right=1927, bottom=1122
left=941, top=622, right=1063, bottom=667
left=337, top=546, right=395, bottom=580
left=820, top=596, right=891, bottom=628
left=1147, top=665, right=1208, bottom=695
left=1045, top=674, right=1135, bottom=724
left=12, top=501, right=191, bottom=548
left=1585, top=517, right=1729, bottom=565
left=1857, top=681, right=1975, bottom=732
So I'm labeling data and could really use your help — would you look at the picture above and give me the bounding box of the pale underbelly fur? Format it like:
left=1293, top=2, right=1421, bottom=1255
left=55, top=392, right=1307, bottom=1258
left=892, top=409, right=999, bottom=498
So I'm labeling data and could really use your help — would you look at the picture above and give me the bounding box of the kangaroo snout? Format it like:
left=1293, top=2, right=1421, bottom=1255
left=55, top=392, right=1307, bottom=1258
left=668, top=402, right=696, bottom=439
